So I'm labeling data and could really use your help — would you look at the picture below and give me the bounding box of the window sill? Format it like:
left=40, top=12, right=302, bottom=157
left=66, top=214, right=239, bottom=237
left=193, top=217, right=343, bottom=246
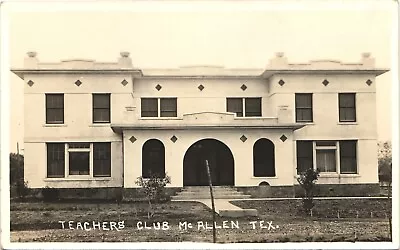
left=234, top=116, right=274, bottom=119
left=43, top=124, right=67, bottom=127
left=89, top=123, right=111, bottom=127
left=317, top=174, right=360, bottom=178
left=296, top=122, right=315, bottom=125
left=251, top=176, right=278, bottom=179
left=139, top=117, right=181, bottom=120
left=44, top=177, right=112, bottom=181
left=337, top=122, right=358, bottom=125
left=338, top=174, right=360, bottom=177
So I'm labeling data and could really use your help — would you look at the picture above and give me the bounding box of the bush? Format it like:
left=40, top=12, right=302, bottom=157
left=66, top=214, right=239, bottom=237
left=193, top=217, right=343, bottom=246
left=42, top=186, right=60, bottom=202
left=15, top=180, right=30, bottom=200
left=135, top=173, right=171, bottom=203
left=378, top=141, right=392, bottom=186
left=297, top=168, right=320, bottom=214
left=10, top=153, right=24, bottom=185
left=135, top=173, right=171, bottom=219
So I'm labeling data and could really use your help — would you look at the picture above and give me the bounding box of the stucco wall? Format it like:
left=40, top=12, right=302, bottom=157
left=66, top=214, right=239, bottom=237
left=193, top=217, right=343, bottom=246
left=24, top=73, right=127, bottom=188
left=22, top=70, right=380, bottom=188
left=123, top=128, right=295, bottom=188
left=132, top=78, right=274, bottom=117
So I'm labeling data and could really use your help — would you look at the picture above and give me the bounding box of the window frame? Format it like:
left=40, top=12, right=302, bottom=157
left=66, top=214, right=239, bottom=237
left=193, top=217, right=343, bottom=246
left=46, top=142, right=112, bottom=179
left=141, top=97, right=177, bottom=118
left=296, top=140, right=358, bottom=175
left=226, top=97, right=262, bottom=117
left=338, top=93, right=356, bottom=122
left=45, top=94, right=64, bottom=124
left=295, top=93, right=313, bottom=122
left=92, top=93, right=111, bottom=124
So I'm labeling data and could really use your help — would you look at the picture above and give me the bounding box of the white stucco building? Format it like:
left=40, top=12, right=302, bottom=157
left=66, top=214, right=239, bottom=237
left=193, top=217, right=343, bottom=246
left=12, top=51, right=388, bottom=197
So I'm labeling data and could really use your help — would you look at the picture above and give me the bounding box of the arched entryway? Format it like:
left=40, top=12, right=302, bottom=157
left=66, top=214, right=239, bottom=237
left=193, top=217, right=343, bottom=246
left=183, top=139, right=234, bottom=186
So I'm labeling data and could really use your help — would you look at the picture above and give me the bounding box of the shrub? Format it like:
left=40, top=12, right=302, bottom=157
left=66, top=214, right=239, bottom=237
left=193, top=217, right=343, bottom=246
left=135, top=172, right=171, bottom=218
left=42, top=186, right=60, bottom=202
left=297, top=168, right=320, bottom=214
left=15, top=180, right=30, bottom=200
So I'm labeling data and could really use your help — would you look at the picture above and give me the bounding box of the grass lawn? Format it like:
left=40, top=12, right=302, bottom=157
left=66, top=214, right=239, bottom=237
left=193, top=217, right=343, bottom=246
left=10, top=199, right=392, bottom=243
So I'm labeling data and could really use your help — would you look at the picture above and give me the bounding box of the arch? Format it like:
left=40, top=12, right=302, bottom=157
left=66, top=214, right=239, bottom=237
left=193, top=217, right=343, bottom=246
left=142, top=139, right=165, bottom=178
left=253, top=138, right=275, bottom=177
left=183, top=138, right=234, bottom=186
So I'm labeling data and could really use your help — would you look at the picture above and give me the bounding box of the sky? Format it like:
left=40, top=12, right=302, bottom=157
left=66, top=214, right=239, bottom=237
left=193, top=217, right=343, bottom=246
left=4, top=1, right=395, bottom=153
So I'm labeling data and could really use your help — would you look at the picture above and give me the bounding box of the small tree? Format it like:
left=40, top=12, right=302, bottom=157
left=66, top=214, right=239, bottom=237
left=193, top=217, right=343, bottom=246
left=378, top=141, right=392, bottom=240
left=135, top=172, right=171, bottom=219
left=297, top=168, right=320, bottom=215
left=378, top=141, right=392, bottom=187
left=10, top=153, right=29, bottom=199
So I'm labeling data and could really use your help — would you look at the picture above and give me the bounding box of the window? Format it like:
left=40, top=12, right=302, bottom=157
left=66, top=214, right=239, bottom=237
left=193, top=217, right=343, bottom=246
left=141, top=98, right=177, bottom=117
left=93, top=143, right=111, bottom=177
left=227, top=98, right=243, bottom=117
left=93, top=94, right=110, bottom=123
left=141, top=98, right=158, bottom=117
left=245, top=98, right=262, bottom=117
left=68, top=143, right=90, bottom=175
left=47, top=143, right=65, bottom=178
left=160, top=98, right=177, bottom=117
left=296, top=140, right=358, bottom=175
left=253, top=138, right=275, bottom=177
left=315, top=141, right=337, bottom=173
left=295, top=93, right=313, bottom=122
left=46, top=142, right=111, bottom=178
left=340, top=140, right=357, bottom=173
left=339, top=93, right=356, bottom=122
left=296, top=141, right=313, bottom=174
left=227, top=97, right=261, bottom=117
left=46, top=94, right=64, bottom=124
left=142, top=139, right=165, bottom=178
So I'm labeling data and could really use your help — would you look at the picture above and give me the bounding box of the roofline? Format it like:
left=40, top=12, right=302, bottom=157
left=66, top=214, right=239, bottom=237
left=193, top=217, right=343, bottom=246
left=261, top=68, right=390, bottom=78
left=11, top=69, right=144, bottom=80
left=10, top=68, right=389, bottom=80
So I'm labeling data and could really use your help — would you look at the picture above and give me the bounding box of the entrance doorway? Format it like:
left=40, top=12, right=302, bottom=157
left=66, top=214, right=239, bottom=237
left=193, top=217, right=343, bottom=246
left=183, top=139, right=234, bottom=186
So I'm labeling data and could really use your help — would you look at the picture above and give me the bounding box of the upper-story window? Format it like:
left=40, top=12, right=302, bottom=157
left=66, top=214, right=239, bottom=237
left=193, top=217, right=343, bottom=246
left=46, top=94, right=64, bottom=124
left=141, top=98, right=177, bottom=117
left=295, top=93, right=313, bottom=122
left=339, top=93, right=356, bottom=122
left=227, top=97, right=261, bottom=117
left=93, top=94, right=111, bottom=123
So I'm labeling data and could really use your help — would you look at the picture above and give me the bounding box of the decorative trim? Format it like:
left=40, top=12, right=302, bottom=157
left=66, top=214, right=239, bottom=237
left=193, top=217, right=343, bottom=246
left=75, top=80, right=82, bottom=86
left=27, top=80, right=34, bottom=87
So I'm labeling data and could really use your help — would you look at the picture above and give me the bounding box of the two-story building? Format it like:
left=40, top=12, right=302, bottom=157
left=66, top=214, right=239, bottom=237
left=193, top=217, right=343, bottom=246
left=12, top=51, right=388, bottom=197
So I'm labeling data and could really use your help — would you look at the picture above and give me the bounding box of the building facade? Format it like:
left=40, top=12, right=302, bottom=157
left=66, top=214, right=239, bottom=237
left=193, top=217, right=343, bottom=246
left=12, top=52, right=388, bottom=195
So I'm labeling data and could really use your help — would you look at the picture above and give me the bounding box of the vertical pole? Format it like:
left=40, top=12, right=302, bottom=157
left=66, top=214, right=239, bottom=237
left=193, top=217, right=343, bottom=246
left=17, top=142, right=19, bottom=156
left=205, top=160, right=216, bottom=243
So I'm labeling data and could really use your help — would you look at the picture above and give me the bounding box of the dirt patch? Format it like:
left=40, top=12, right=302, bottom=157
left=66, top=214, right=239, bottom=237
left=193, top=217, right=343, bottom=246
left=10, top=199, right=392, bottom=242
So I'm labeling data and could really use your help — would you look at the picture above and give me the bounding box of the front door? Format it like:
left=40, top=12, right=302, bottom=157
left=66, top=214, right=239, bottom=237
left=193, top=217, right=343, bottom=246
left=183, top=139, right=234, bottom=186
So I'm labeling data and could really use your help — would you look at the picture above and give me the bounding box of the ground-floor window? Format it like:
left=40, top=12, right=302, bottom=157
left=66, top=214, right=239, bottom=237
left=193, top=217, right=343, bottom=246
left=46, top=142, right=111, bottom=178
left=142, top=139, right=165, bottom=178
left=47, top=143, right=65, bottom=178
left=253, top=138, right=275, bottom=177
left=296, top=140, right=357, bottom=174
